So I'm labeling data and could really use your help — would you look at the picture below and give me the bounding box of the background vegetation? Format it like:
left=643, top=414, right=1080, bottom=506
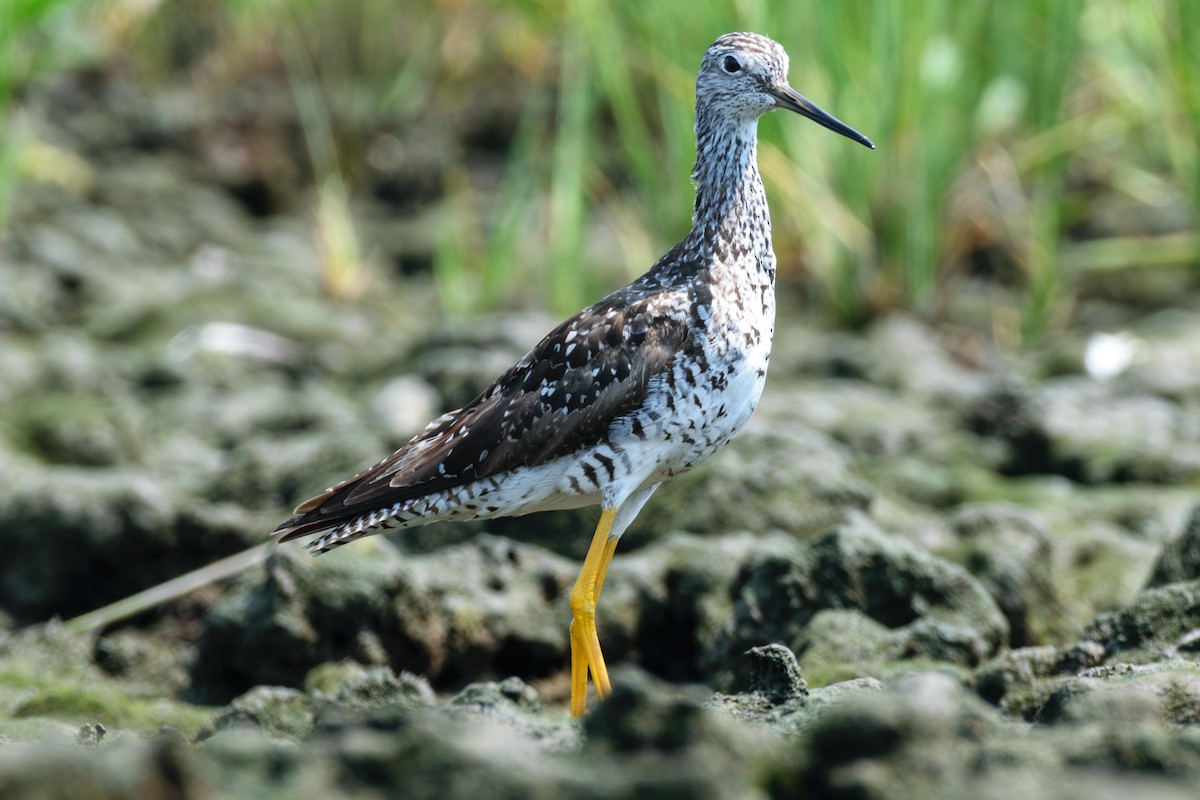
left=2, top=0, right=1197, bottom=342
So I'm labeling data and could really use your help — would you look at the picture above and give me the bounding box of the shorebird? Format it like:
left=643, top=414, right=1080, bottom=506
left=275, top=32, right=873, bottom=717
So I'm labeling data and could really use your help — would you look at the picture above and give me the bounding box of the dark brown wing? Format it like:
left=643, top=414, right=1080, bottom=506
left=274, top=278, right=696, bottom=542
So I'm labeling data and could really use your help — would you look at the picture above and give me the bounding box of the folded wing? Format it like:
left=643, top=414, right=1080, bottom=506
left=274, top=287, right=692, bottom=542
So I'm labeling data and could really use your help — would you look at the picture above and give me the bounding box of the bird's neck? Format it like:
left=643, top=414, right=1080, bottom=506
left=685, top=115, right=773, bottom=273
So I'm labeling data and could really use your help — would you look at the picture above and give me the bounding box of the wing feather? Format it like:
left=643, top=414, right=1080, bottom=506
left=274, top=281, right=695, bottom=542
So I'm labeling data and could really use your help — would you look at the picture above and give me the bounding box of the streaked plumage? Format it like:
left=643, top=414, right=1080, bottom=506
left=275, top=32, right=872, bottom=715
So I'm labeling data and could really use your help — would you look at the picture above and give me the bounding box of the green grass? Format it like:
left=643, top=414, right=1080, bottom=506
left=0, top=0, right=87, bottom=227
left=0, top=666, right=214, bottom=736
left=424, top=0, right=1199, bottom=332
left=4, top=0, right=1198, bottom=338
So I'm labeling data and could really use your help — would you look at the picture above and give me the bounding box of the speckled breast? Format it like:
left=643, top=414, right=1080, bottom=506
left=648, top=264, right=776, bottom=478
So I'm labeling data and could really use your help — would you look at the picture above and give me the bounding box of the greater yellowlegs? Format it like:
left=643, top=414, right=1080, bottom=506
left=276, top=32, right=873, bottom=717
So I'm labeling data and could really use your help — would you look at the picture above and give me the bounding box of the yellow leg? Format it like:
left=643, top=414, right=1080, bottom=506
left=594, top=535, right=619, bottom=601
left=569, top=507, right=619, bottom=718
left=587, top=531, right=620, bottom=701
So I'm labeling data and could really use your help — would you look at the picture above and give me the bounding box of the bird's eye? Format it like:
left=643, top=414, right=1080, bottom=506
left=722, top=55, right=742, bottom=74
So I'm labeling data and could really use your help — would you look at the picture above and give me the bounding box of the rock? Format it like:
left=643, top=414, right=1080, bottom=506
left=706, top=668, right=883, bottom=735
left=1039, top=378, right=1190, bottom=483
left=304, top=709, right=572, bottom=799
left=451, top=677, right=541, bottom=713
left=1027, top=485, right=1192, bottom=627
left=973, top=642, right=1105, bottom=706
left=624, top=420, right=873, bottom=545
left=305, top=662, right=436, bottom=708
left=964, top=377, right=1055, bottom=475
left=704, top=513, right=1009, bottom=689
left=1123, top=309, right=1200, bottom=401
left=0, top=737, right=198, bottom=800
left=1146, top=504, right=1200, bottom=588
left=773, top=671, right=1001, bottom=799
left=1033, top=675, right=1162, bottom=725
left=197, top=686, right=315, bottom=742
left=794, top=608, right=898, bottom=685
left=1002, top=661, right=1200, bottom=728
left=762, top=381, right=944, bottom=460
left=94, top=627, right=193, bottom=697
left=5, top=388, right=149, bottom=467
left=370, top=375, right=441, bottom=441
left=74, top=722, right=107, bottom=746
left=208, top=427, right=383, bottom=510
left=1081, top=579, right=1200, bottom=662
left=1158, top=668, right=1200, bottom=724
left=0, top=623, right=212, bottom=739
left=731, top=644, right=808, bottom=704
left=769, top=667, right=1200, bottom=800
left=581, top=669, right=702, bottom=755
left=862, top=314, right=990, bottom=402
left=775, top=315, right=990, bottom=405
left=414, top=313, right=555, bottom=411
left=948, top=503, right=1060, bottom=646
left=967, top=375, right=1197, bottom=484
left=189, top=536, right=575, bottom=703
left=0, top=468, right=253, bottom=622
left=598, top=531, right=798, bottom=683
left=446, top=677, right=578, bottom=753
left=173, top=377, right=385, bottom=510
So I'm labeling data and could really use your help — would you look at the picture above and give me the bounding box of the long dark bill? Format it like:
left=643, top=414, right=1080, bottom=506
left=767, top=84, right=875, bottom=149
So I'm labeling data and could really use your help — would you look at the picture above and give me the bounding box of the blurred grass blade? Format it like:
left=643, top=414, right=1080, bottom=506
left=546, top=20, right=595, bottom=314
left=315, top=176, right=367, bottom=301
left=1061, top=232, right=1200, bottom=272
left=434, top=165, right=482, bottom=316
left=0, top=0, right=89, bottom=228
left=64, top=545, right=271, bottom=635
left=284, top=20, right=368, bottom=301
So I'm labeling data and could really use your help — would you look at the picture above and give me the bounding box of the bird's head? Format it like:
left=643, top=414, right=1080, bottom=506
left=698, top=32, right=874, bottom=149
